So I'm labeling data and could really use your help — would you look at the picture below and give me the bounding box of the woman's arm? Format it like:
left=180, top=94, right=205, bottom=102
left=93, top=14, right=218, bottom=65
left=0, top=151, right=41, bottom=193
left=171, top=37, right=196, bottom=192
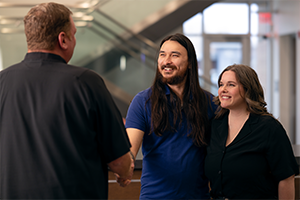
left=278, top=175, right=295, bottom=200
left=111, top=128, right=144, bottom=187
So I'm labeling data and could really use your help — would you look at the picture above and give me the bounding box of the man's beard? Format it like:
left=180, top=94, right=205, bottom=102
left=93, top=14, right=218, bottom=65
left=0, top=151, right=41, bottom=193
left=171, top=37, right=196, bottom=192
left=159, top=65, right=188, bottom=85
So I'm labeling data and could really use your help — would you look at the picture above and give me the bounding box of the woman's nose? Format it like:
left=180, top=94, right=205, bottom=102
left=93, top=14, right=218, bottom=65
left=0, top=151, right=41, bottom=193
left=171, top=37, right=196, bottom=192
left=219, top=85, right=227, bottom=93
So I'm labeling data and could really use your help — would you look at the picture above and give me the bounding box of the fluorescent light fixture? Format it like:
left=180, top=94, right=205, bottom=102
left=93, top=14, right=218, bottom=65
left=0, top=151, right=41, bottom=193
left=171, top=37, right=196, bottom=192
left=0, top=28, right=23, bottom=34
left=74, top=21, right=88, bottom=27
left=120, top=55, right=126, bottom=71
left=76, top=0, right=99, bottom=9
left=72, top=13, right=94, bottom=21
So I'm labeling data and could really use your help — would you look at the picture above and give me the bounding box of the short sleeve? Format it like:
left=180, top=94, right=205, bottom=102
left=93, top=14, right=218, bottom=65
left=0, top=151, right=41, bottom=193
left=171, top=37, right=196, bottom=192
left=80, top=70, right=131, bottom=163
left=205, top=91, right=218, bottom=120
left=125, top=91, right=148, bottom=133
left=265, top=119, right=299, bottom=181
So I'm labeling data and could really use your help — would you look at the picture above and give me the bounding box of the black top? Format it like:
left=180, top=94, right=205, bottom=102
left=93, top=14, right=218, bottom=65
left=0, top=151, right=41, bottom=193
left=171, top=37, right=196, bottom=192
left=0, top=53, right=131, bottom=199
left=205, top=113, right=299, bottom=199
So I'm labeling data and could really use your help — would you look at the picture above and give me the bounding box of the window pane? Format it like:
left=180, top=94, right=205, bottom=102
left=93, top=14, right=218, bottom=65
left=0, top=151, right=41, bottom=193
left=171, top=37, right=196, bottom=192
left=251, top=3, right=259, bottom=35
left=210, top=42, right=242, bottom=85
left=204, top=3, right=249, bottom=34
left=187, top=36, right=202, bottom=61
left=183, top=13, right=202, bottom=35
left=187, top=36, right=203, bottom=75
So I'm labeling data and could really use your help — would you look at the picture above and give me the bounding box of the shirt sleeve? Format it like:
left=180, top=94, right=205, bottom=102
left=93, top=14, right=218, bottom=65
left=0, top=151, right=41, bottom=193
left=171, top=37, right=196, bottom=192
left=265, top=118, right=299, bottom=181
left=125, top=91, right=148, bottom=133
left=205, top=91, right=218, bottom=120
left=81, top=70, right=131, bottom=163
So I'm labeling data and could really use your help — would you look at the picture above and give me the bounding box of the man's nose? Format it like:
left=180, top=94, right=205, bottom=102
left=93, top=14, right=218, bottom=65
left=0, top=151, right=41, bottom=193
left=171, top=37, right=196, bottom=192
left=163, top=56, right=172, bottom=65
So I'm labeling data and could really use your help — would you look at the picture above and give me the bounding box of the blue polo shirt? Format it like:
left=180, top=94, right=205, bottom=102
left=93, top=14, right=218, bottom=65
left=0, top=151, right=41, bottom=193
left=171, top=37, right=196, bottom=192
left=126, top=86, right=216, bottom=199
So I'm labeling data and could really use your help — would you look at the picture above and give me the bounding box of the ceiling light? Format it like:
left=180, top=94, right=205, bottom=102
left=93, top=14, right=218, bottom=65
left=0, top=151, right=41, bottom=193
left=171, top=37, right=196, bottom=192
left=75, top=21, right=88, bottom=27
left=0, top=28, right=23, bottom=34
left=76, top=0, right=99, bottom=9
left=72, top=13, right=94, bottom=21
left=73, top=12, right=85, bottom=18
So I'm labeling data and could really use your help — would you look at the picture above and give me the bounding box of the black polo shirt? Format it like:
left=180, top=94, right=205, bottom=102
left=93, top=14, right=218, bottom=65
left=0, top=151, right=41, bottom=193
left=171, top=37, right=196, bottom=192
left=0, top=53, right=131, bottom=199
left=205, top=113, right=299, bottom=199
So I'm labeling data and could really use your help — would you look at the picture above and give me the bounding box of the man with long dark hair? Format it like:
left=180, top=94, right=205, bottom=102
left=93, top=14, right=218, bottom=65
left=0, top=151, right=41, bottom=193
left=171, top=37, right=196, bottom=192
left=125, top=33, right=217, bottom=199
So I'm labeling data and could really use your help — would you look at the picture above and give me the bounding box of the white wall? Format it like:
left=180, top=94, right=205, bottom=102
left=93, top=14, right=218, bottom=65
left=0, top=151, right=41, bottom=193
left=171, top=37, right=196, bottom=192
left=0, top=34, right=27, bottom=69
left=272, top=0, right=300, bottom=144
left=297, top=34, right=300, bottom=144
left=0, top=45, right=2, bottom=71
left=279, top=35, right=296, bottom=142
left=273, top=0, right=300, bottom=35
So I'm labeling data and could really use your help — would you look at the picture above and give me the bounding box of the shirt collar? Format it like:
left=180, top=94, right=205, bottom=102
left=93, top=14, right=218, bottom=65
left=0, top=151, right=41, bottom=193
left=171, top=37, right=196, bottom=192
left=164, top=84, right=171, bottom=95
left=24, top=52, right=67, bottom=64
left=164, top=84, right=193, bottom=100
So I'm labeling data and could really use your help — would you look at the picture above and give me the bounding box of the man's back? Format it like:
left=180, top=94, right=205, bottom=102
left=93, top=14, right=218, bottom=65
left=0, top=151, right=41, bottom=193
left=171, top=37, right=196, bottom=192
left=0, top=53, right=130, bottom=198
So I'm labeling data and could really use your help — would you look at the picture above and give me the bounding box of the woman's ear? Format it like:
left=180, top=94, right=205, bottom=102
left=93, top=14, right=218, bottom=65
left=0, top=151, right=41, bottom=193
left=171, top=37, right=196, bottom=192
left=58, top=32, right=68, bottom=50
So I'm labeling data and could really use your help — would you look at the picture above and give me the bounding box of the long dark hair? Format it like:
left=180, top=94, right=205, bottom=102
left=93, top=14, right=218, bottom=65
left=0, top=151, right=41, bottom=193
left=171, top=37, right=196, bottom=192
left=149, top=33, right=210, bottom=147
left=214, top=64, right=273, bottom=118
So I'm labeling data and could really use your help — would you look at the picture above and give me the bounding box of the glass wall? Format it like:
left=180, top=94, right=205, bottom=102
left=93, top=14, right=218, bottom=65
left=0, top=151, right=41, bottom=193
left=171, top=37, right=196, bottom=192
left=183, top=2, right=269, bottom=98
left=203, top=3, right=249, bottom=34
left=183, top=13, right=203, bottom=75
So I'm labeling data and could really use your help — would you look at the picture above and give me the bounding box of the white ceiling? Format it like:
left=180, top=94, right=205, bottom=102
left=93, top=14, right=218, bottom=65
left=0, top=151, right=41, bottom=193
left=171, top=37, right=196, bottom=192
left=0, top=0, right=178, bottom=108
left=0, top=0, right=177, bottom=68
left=0, top=0, right=105, bottom=18
left=0, top=0, right=90, bottom=6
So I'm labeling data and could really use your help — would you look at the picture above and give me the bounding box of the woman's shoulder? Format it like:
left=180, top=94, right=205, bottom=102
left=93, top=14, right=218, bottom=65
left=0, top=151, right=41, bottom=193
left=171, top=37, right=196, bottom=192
left=212, top=113, right=227, bottom=125
left=251, top=114, right=285, bottom=133
left=254, top=114, right=279, bottom=125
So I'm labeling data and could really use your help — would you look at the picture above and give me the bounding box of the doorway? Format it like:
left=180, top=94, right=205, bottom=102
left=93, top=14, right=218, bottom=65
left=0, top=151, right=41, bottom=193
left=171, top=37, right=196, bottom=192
left=202, top=34, right=251, bottom=93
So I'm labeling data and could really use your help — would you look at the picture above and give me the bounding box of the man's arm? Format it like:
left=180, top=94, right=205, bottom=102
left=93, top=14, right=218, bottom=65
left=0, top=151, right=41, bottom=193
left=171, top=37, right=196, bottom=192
left=126, top=128, right=144, bottom=160
left=111, top=128, right=143, bottom=186
left=278, top=175, right=295, bottom=200
left=108, top=152, right=134, bottom=187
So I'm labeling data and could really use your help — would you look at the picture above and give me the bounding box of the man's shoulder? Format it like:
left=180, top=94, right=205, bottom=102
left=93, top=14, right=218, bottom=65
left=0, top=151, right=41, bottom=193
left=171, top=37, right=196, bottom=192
left=135, top=87, right=152, bottom=98
left=203, top=89, right=214, bottom=99
left=60, top=64, right=101, bottom=81
left=129, top=87, right=152, bottom=107
left=0, top=62, right=23, bottom=74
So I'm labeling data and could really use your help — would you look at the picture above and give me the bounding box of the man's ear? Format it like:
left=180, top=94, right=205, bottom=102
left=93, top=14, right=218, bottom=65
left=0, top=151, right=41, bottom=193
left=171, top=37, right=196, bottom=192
left=58, top=32, right=68, bottom=50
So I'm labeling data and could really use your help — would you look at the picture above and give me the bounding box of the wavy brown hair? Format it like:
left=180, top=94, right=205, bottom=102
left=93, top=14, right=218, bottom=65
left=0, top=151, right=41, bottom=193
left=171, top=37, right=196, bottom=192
left=149, top=33, right=210, bottom=147
left=24, top=2, right=72, bottom=51
left=214, top=64, right=273, bottom=118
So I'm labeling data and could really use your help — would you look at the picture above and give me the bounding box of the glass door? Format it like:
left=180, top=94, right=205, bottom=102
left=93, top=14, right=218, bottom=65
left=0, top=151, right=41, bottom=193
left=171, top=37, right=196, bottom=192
left=202, top=35, right=250, bottom=93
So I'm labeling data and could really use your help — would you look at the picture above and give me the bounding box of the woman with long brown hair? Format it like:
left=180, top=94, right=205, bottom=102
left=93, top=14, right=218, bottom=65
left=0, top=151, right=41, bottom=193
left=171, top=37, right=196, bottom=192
left=205, top=64, right=299, bottom=199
